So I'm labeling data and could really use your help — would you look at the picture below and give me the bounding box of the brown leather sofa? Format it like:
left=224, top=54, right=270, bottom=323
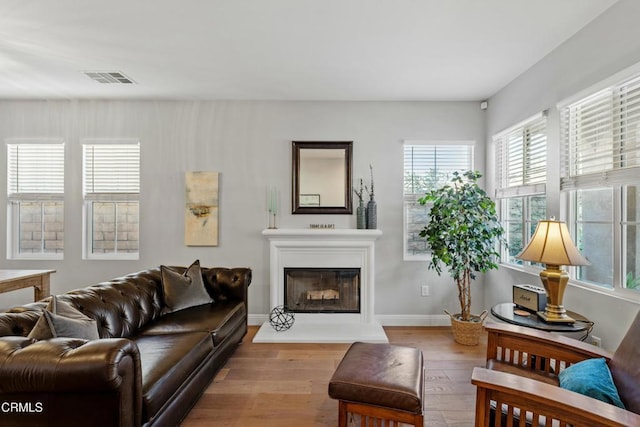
left=0, top=265, right=251, bottom=427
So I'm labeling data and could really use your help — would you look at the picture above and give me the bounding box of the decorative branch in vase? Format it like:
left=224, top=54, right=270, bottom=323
left=363, top=164, right=377, bottom=229
left=353, top=178, right=366, bottom=229
left=364, top=164, right=374, bottom=199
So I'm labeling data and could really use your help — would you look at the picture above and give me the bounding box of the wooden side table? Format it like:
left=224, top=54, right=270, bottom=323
left=490, top=302, right=593, bottom=340
left=0, top=270, right=55, bottom=302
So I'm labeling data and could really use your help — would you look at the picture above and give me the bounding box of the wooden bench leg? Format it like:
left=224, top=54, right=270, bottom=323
left=340, top=401, right=423, bottom=427
left=414, top=413, right=424, bottom=426
left=338, top=400, right=348, bottom=427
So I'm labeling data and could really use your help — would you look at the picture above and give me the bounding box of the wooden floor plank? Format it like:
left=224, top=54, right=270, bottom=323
left=181, top=326, right=487, bottom=427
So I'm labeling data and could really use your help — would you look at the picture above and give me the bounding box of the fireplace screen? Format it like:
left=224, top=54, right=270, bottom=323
left=284, top=268, right=360, bottom=313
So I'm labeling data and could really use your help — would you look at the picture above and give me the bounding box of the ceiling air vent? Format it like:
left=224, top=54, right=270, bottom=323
left=84, top=71, right=135, bottom=84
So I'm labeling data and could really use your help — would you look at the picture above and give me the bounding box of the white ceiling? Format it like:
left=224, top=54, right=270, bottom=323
left=0, top=0, right=618, bottom=101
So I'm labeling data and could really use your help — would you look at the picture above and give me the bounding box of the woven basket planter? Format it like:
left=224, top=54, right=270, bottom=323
left=445, top=310, right=488, bottom=346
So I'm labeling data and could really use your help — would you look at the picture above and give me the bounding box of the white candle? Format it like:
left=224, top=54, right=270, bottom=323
left=272, top=189, right=275, bottom=214
left=272, top=188, right=278, bottom=215
left=267, top=187, right=273, bottom=212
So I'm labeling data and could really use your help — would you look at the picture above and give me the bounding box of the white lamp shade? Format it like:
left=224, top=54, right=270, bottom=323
left=516, top=220, right=590, bottom=266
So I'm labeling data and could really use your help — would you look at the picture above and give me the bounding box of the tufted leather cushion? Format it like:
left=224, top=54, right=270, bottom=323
left=0, top=309, right=42, bottom=337
left=202, top=268, right=248, bottom=301
left=59, top=269, right=164, bottom=339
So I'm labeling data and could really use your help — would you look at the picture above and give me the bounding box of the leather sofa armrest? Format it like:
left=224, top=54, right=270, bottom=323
left=204, top=267, right=252, bottom=303
left=472, top=367, right=640, bottom=427
left=0, top=336, right=141, bottom=392
left=0, top=336, right=142, bottom=427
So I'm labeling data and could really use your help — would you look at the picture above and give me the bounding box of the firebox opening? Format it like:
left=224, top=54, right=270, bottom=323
left=284, top=268, right=360, bottom=313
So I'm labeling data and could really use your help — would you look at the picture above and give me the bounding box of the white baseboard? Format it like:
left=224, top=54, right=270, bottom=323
left=248, top=314, right=269, bottom=325
left=248, top=314, right=450, bottom=327
left=375, top=314, right=451, bottom=326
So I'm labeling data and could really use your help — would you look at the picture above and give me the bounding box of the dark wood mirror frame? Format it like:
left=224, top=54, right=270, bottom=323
left=292, top=141, right=353, bottom=214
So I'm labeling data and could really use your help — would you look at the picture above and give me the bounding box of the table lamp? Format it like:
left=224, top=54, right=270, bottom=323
left=516, top=219, right=590, bottom=323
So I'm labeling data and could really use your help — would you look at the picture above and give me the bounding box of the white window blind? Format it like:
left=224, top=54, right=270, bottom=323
left=83, top=141, right=140, bottom=198
left=403, top=141, right=474, bottom=260
left=7, top=140, right=65, bottom=197
left=403, top=143, right=474, bottom=198
left=494, top=114, right=547, bottom=198
left=561, top=74, right=640, bottom=189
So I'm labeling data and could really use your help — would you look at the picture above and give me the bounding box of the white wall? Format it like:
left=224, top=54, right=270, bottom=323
left=0, top=100, right=485, bottom=322
left=485, top=0, right=640, bottom=350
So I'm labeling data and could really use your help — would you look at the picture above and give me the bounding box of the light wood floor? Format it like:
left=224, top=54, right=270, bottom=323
left=182, top=326, right=487, bottom=427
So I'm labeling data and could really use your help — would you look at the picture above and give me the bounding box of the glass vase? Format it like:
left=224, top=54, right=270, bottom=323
left=356, top=200, right=366, bottom=229
left=366, top=196, right=377, bottom=229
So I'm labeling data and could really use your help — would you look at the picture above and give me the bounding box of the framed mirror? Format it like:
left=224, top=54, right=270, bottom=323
left=292, top=141, right=353, bottom=214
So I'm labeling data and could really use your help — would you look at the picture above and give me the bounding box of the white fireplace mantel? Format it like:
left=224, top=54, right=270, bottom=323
left=253, top=228, right=388, bottom=343
left=261, top=228, right=383, bottom=240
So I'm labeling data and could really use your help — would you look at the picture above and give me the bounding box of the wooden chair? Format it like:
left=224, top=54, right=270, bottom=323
left=472, top=311, right=640, bottom=426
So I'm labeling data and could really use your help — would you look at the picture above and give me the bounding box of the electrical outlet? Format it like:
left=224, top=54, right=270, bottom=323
left=590, top=335, right=602, bottom=347
left=421, top=285, right=429, bottom=297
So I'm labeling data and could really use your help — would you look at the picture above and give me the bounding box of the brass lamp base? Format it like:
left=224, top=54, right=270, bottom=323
left=537, top=309, right=575, bottom=323
left=536, top=264, right=575, bottom=324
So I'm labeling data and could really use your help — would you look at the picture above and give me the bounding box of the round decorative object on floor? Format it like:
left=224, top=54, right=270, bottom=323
left=269, top=305, right=295, bottom=332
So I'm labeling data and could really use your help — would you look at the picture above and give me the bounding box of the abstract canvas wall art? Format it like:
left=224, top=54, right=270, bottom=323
left=185, top=171, right=219, bottom=246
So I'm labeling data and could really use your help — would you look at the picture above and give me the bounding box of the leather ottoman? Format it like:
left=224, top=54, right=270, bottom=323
left=328, top=342, right=424, bottom=427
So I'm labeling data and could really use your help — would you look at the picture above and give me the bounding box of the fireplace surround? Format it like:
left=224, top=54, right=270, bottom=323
left=254, top=228, right=387, bottom=343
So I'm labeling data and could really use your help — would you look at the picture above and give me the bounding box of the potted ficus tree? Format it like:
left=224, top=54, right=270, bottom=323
left=418, top=170, right=505, bottom=345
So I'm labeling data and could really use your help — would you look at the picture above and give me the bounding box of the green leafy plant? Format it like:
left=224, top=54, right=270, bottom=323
left=418, top=170, right=506, bottom=321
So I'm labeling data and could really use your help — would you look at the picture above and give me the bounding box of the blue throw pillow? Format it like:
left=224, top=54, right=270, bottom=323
left=558, top=358, right=625, bottom=409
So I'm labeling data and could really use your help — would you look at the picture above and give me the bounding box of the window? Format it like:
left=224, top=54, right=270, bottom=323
left=560, top=73, right=640, bottom=291
left=573, top=188, right=614, bottom=287
left=6, top=139, right=64, bottom=259
left=403, top=141, right=474, bottom=260
left=83, top=140, right=140, bottom=260
left=494, top=113, right=547, bottom=266
left=624, top=185, right=640, bottom=291
left=500, top=195, right=547, bottom=265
